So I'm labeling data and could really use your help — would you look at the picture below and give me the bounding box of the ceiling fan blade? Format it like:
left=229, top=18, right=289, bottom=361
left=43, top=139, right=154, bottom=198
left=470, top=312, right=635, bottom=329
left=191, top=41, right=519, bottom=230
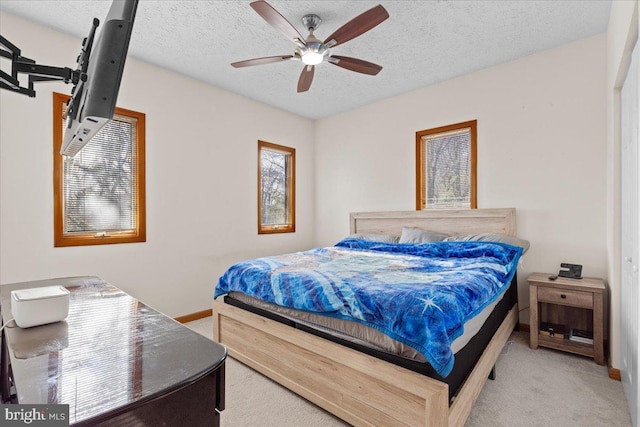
left=329, top=55, right=382, bottom=75
left=323, top=5, right=389, bottom=48
left=250, top=1, right=305, bottom=44
left=297, top=65, right=315, bottom=93
left=231, top=55, right=294, bottom=68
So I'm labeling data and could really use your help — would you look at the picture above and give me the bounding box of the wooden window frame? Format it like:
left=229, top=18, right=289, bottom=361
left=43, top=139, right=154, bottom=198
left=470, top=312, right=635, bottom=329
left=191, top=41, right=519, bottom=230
left=258, top=140, right=295, bottom=234
left=53, top=92, right=146, bottom=247
left=415, top=120, right=477, bottom=210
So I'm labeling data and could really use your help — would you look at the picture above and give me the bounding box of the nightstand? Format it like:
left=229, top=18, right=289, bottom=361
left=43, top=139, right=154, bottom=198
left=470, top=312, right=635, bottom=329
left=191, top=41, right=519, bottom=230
left=528, top=272, right=606, bottom=365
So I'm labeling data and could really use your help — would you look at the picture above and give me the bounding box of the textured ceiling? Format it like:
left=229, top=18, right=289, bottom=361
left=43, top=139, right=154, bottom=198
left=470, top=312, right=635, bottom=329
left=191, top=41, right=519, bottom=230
left=1, top=0, right=611, bottom=119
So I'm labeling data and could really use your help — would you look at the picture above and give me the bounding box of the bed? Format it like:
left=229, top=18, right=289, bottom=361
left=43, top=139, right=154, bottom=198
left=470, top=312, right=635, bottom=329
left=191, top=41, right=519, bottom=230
left=213, top=208, right=521, bottom=427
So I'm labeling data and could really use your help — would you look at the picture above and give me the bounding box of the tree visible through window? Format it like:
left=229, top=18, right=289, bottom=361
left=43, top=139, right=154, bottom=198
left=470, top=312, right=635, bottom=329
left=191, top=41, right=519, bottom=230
left=416, top=120, right=477, bottom=209
left=258, top=141, right=295, bottom=234
left=53, top=92, right=146, bottom=247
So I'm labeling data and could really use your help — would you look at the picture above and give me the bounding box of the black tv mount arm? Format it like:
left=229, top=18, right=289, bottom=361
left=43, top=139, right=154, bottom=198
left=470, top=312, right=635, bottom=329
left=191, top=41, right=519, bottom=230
left=0, top=18, right=99, bottom=98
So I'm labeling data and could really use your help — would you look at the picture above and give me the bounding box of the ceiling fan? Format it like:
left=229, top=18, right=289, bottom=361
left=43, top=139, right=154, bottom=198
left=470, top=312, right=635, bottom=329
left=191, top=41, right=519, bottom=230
left=231, top=1, right=389, bottom=93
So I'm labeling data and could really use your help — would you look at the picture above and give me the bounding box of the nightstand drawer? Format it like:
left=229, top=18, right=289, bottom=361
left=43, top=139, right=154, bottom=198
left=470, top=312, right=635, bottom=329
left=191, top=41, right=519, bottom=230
left=538, top=287, right=593, bottom=308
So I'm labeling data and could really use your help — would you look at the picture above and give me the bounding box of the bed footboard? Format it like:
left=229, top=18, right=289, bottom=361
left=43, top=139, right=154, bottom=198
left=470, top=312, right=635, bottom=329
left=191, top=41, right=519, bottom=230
left=213, top=297, right=518, bottom=427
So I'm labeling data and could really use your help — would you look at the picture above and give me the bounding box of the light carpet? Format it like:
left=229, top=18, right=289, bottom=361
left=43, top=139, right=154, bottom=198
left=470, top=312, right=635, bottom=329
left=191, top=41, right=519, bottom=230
left=185, top=318, right=631, bottom=427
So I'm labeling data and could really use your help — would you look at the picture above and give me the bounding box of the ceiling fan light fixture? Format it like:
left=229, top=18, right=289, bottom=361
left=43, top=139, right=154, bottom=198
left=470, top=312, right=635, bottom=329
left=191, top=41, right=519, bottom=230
left=234, top=2, right=389, bottom=91
left=301, top=51, right=324, bottom=66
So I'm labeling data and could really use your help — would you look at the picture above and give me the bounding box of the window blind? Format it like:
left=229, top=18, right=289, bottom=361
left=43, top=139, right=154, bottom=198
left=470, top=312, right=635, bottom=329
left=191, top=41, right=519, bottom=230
left=422, top=127, right=471, bottom=208
left=62, top=108, right=138, bottom=234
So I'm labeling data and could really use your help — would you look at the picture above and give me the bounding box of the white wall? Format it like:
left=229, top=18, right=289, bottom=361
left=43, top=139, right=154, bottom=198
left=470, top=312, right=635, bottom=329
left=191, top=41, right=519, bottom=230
left=606, top=0, right=638, bottom=376
left=315, top=34, right=608, bottom=334
left=0, top=13, right=315, bottom=317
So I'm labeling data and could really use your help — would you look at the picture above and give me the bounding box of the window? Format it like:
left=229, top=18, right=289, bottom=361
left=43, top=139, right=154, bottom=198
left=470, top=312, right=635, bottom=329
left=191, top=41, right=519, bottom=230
left=258, top=140, right=295, bottom=234
left=416, top=120, right=477, bottom=209
left=53, top=92, right=146, bottom=247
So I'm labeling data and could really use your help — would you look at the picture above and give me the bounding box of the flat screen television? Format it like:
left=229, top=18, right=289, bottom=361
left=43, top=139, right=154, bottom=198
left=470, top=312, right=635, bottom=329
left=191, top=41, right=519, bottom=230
left=60, top=0, right=139, bottom=157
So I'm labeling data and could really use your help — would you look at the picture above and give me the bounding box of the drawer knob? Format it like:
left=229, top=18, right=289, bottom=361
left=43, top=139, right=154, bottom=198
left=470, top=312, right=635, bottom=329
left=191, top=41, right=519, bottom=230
left=560, top=294, right=567, bottom=299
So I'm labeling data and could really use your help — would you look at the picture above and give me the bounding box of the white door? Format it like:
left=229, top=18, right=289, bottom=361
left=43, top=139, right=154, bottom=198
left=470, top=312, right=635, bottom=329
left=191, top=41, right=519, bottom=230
left=621, top=39, right=639, bottom=427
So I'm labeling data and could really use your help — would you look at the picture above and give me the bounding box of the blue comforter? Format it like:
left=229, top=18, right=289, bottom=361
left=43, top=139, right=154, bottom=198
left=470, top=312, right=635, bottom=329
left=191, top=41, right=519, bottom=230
left=215, top=239, right=522, bottom=376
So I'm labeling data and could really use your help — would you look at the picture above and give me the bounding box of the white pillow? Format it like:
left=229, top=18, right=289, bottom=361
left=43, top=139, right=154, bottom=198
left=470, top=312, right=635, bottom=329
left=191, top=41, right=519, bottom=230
left=399, top=227, right=449, bottom=244
left=349, top=233, right=400, bottom=243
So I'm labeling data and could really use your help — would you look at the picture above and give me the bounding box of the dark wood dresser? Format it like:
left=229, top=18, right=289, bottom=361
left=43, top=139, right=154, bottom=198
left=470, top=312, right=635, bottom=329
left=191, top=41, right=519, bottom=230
left=0, top=276, right=226, bottom=426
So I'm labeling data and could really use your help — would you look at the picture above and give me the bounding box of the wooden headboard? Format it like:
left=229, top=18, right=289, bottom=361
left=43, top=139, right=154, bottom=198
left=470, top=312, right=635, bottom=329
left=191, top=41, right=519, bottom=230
left=350, top=208, right=516, bottom=237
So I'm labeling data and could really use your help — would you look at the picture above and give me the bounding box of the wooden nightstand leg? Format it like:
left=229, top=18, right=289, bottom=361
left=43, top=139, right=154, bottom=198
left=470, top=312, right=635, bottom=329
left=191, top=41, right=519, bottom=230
left=530, top=285, right=538, bottom=349
left=593, top=292, right=604, bottom=365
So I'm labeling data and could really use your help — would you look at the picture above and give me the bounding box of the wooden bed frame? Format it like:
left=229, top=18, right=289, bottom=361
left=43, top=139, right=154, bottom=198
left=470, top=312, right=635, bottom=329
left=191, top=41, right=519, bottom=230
left=213, top=208, right=518, bottom=426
